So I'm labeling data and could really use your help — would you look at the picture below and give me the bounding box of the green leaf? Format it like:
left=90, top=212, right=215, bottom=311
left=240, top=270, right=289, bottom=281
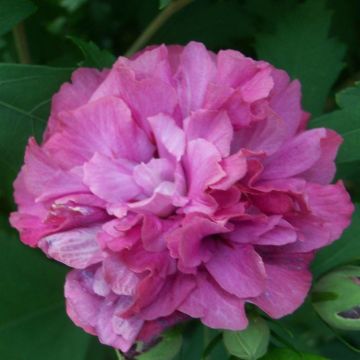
left=0, top=221, right=95, bottom=359
left=261, top=348, right=328, bottom=360
left=223, top=316, right=270, bottom=360
left=255, top=0, right=346, bottom=116
left=312, top=266, right=360, bottom=331
left=60, top=0, right=87, bottom=13
left=0, top=0, right=36, bottom=36
left=312, top=205, right=360, bottom=277
left=69, top=37, right=116, bottom=69
left=311, top=83, right=360, bottom=164
left=0, top=64, right=72, bottom=209
left=159, top=0, right=172, bottom=9
left=174, top=321, right=204, bottom=360
left=138, top=328, right=182, bottom=360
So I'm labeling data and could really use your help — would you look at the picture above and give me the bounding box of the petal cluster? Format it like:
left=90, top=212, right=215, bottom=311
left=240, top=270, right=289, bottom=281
left=11, top=42, right=354, bottom=352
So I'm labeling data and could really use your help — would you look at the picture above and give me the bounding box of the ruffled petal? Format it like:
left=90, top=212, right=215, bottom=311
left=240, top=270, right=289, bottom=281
left=206, top=243, right=266, bottom=298
left=250, top=252, right=313, bottom=318
left=179, top=272, right=248, bottom=330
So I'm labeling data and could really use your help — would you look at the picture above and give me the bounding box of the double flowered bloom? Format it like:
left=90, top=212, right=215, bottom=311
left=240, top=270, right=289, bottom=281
left=10, top=42, right=353, bottom=352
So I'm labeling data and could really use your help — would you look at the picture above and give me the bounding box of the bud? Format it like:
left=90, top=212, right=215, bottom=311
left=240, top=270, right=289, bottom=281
left=312, top=266, right=360, bottom=331
left=223, top=316, right=270, bottom=360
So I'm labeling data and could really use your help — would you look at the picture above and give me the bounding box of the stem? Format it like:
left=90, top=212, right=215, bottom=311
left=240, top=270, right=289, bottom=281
left=12, top=22, right=31, bottom=64
left=125, top=0, right=193, bottom=57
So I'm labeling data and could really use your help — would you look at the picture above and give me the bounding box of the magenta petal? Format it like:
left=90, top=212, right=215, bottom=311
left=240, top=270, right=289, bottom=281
left=21, top=138, right=86, bottom=201
left=102, top=256, right=140, bottom=296
left=116, top=44, right=172, bottom=83
left=84, top=153, right=141, bottom=203
left=65, top=268, right=102, bottom=336
left=39, top=226, right=104, bottom=269
left=176, top=41, right=216, bottom=116
left=301, top=129, right=342, bottom=184
left=250, top=252, right=313, bottom=318
left=179, top=272, right=248, bottom=330
left=206, top=243, right=266, bottom=298
left=184, top=109, right=233, bottom=157
left=240, top=66, right=274, bottom=103
left=128, top=182, right=176, bottom=217
left=140, top=274, right=196, bottom=320
left=133, top=158, right=174, bottom=196
left=46, top=68, right=108, bottom=139
left=270, top=71, right=304, bottom=137
left=91, top=66, right=177, bottom=135
left=97, top=296, right=143, bottom=352
left=262, top=128, right=328, bottom=179
left=46, top=97, right=154, bottom=168
left=167, top=215, right=230, bottom=270
left=148, top=114, right=185, bottom=161
left=216, top=50, right=257, bottom=88
left=184, top=139, right=225, bottom=199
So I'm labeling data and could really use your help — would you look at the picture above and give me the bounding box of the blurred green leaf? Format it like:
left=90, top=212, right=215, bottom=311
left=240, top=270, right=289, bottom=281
left=261, top=348, right=328, bottom=360
left=69, top=37, right=116, bottom=68
left=0, top=0, right=36, bottom=36
left=311, top=83, right=360, bottom=164
left=223, top=316, right=270, bottom=360
left=256, top=0, right=346, bottom=116
left=138, top=328, right=182, bottom=360
left=0, top=221, right=96, bottom=360
left=60, top=0, right=87, bottom=12
left=151, top=0, right=255, bottom=49
left=0, top=64, right=72, bottom=210
left=175, top=321, right=204, bottom=360
left=159, top=0, right=171, bottom=9
left=312, top=205, right=360, bottom=277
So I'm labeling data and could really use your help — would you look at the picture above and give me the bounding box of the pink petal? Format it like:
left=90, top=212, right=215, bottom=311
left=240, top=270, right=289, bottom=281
left=211, top=150, right=248, bottom=190
left=116, top=44, right=172, bottom=83
left=140, top=274, right=196, bottom=320
left=270, top=70, right=304, bottom=137
left=285, top=181, right=354, bottom=252
left=38, top=226, right=104, bottom=269
left=128, top=182, right=176, bottom=217
left=240, top=66, right=274, bottom=103
left=90, top=67, right=177, bottom=135
left=232, top=111, right=287, bottom=155
left=175, top=41, right=216, bottom=116
left=179, top=272, right=248, bottom=330
left=46, top=68, right=108, bottom=139
left=183, top=139, right=225, bottom=199
left=45, top=97, right=154, bottom=168
left=216, top=50, right=257, bottom=88
left=167, top=215, right=230, bottom=271
left=83, top=153, right=141, bottom=203
left=102, top=256, right=140, bottom=296
left=262, top=128, right=327, bottom=179
left=133, top=159, right=174, bottom=196
left=206, top=243, right=266, bottom=298
left=141, top=215, right=179, bottom=252
left=65, top=267, right=102, bottom=335
left=96, top=296, right=143, bottom=352
left=21, top=138, right=86, bottom=201
left=184, top=109, right=233, bottom=157
left=148, top=114, right=185, bottom=161
left=250, top=252, right=313, bottom=318
left=301, top=129, right=342, bottom=184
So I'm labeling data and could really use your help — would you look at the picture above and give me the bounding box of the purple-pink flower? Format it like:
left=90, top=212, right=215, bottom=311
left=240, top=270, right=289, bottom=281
left=11, top=42, right=354, bottom=352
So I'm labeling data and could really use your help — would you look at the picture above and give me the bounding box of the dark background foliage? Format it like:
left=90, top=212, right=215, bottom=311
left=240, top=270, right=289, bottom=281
left=0, top=0, right=359, bottom=359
